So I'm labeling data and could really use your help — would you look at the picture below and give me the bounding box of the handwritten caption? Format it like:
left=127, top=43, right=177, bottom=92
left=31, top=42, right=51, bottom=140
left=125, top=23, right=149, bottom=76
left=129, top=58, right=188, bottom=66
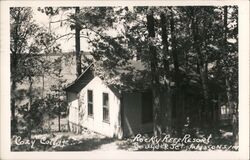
left=132, top=134, right=238, bottom=151
left=12, top=135, right=69, bottom=149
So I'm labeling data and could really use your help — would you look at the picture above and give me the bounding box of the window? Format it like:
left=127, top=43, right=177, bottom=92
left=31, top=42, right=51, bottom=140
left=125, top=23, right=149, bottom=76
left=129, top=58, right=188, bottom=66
left=103, top=93, right=109, bottom=123
left=221, top=105, right=226, bottom=115
left=220, top=105, right=232, bottom=119
left=87, top=90, right=93, bottom=116
left=142, top=91, right=153, bottom=124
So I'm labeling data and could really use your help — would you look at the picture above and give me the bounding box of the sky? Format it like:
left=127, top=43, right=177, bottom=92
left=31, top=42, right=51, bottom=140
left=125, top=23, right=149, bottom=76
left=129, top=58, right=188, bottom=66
left=32, top=7, right=90, bottom=53
left=32, top=7, right=237, bottom=53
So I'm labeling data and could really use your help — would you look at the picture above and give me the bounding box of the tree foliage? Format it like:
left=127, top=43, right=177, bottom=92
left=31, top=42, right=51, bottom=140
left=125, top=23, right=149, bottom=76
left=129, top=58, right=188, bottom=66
left=10, top=7, right=65, bottom=135
left=13, top=6, right=238, bottom=141
left=72, top=6, right=238, bottom=135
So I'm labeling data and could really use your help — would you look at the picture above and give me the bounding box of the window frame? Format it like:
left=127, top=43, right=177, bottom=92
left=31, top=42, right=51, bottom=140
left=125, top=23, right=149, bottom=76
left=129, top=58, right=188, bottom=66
left=87, top=89, right=94, bottom=117
left=102, top=92, right=110, bottom=123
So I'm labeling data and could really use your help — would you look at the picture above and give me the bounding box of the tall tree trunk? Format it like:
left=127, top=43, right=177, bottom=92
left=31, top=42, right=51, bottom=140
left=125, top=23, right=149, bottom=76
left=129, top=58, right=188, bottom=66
left=11, top=80, right=17, bottom=135
left=27, top=75, right=33, bottom=150
left=160, top=13, right=170, bottom=80
left=160, top=13, right=171, bottom=134
left=170, top=10, right=179, bottom=87
left=223, top=6, right=238, bottom=145
left=11, top=14, right=19, bottom=135
left=11, top=51, right=18, bottom=136
left=146, top=10, right=162, bottom=137
left=58, top=104, right=61, bottom=132
left=170, top=9, right=182, bottom=135
left=190, top=10, right=210, bottom=127
left=75, top=7, right=82, bottom=77
left=11, top=55, right=18, bottom=135
left=42, top=71, right=45, bottom=99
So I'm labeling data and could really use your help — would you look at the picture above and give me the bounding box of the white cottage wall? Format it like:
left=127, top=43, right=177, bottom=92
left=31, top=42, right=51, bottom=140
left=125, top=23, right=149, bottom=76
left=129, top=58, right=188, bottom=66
left=78, top=76, right=121, bottom=137
left=67, top=92, right=79, bottom=132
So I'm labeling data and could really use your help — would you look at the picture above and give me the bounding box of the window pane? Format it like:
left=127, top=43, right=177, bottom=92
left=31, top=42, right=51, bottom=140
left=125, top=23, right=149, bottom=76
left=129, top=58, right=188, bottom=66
left=88, top=90, right=93, bottom=102
left=103, top=93, right=109, bottom=122
left=88, top=104, right=93, bottom=115
left=103, top=107, right=109, bottom=122
left=103, top=93, right=109, bottom=107
left=87, top=90, right=93, bottom=116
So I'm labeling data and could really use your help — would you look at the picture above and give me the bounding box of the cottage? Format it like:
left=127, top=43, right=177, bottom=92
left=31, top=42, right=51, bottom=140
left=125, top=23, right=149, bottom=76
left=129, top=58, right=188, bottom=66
left=64, top=63, right=160, bottom=138
left=64, top=61, right=228, bottom=138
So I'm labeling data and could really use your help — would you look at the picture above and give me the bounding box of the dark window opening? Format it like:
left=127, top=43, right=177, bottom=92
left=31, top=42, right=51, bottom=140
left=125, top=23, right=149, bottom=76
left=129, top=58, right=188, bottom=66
left=87, top=90, right=93, bottom=116
left=142, top=91, right=153, bottom=124
left=103, top=93, right=109, bottom=123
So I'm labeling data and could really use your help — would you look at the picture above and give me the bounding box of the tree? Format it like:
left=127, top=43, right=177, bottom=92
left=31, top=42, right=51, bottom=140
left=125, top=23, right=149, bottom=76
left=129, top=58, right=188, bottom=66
left=75, top=6, right=238, bottom=135
left=223, top=6, right=238, bottom=144
left=146, top=8, right=162, bottom=136
left=49, top=79, right=68, bottom=132
left=10, top=7, right=62, bottom=136
left=74, top=7, right=82, bottom=76
left=186, top=7, right=214, bottom=127
left=34, top=6, right=238, bottom=141
left=160, top=12, right=171, bottom=133
left=39, top=7, right=105, bottom=77
left=10, top=7, right=38, bottom=134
